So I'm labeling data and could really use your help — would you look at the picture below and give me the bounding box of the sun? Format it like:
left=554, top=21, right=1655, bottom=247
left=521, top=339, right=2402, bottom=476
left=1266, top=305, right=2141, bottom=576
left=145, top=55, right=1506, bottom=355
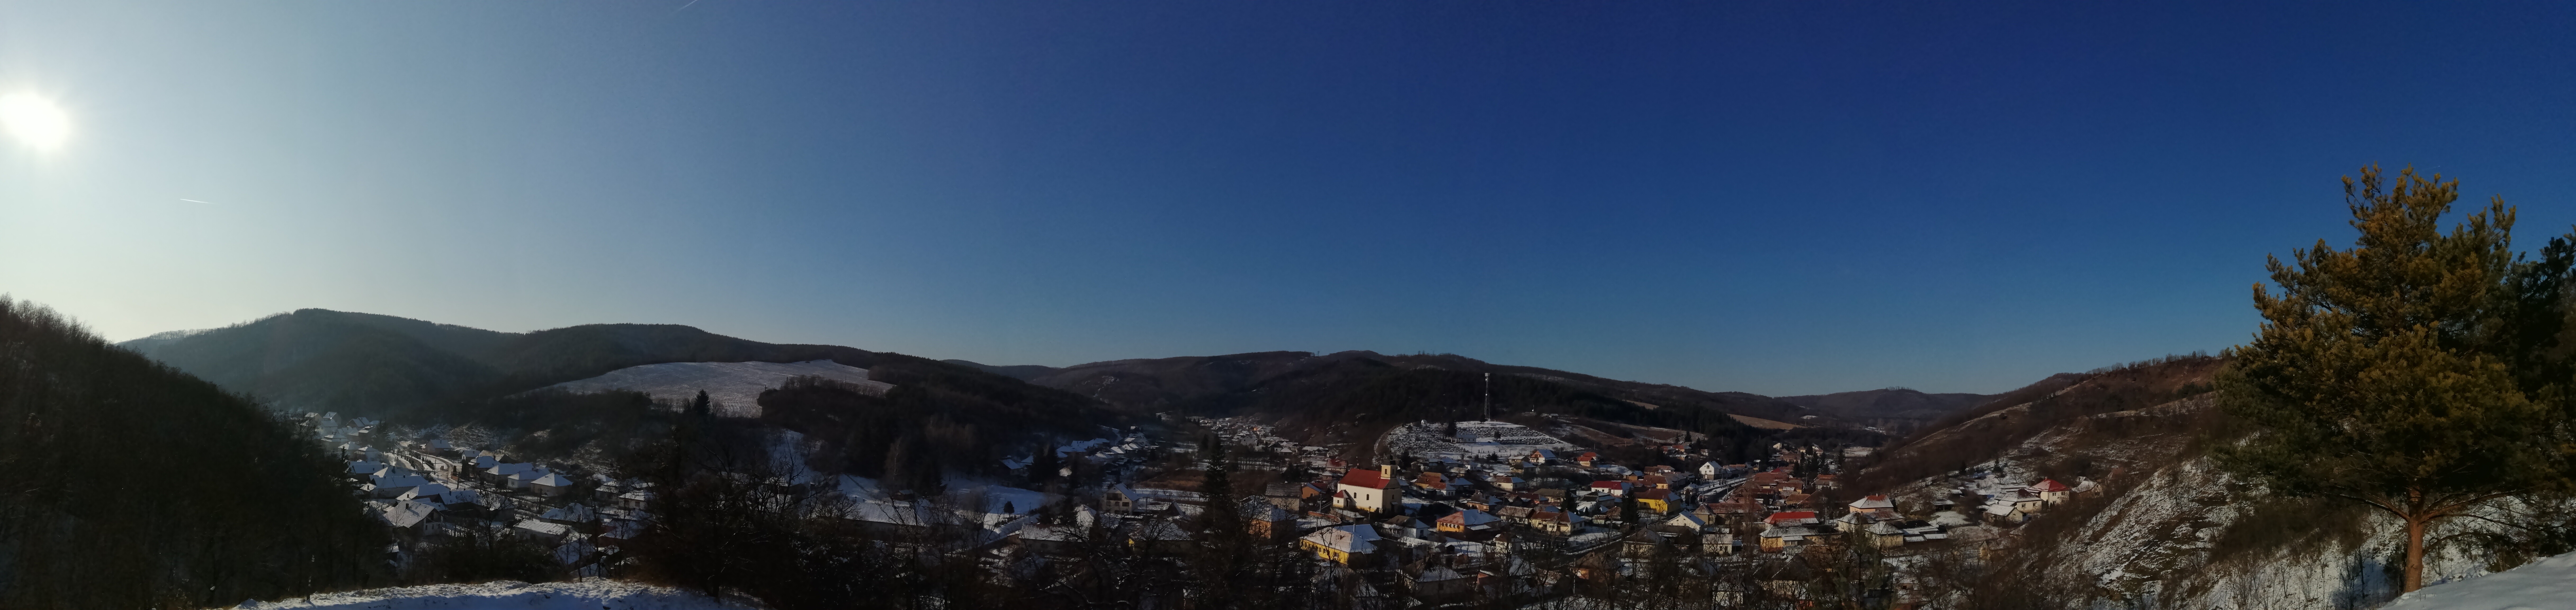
left=0, top=94, right=72, bottom=151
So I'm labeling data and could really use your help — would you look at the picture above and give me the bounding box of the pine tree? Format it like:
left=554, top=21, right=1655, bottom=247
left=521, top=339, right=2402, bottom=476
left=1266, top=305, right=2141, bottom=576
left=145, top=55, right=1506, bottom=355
left=2216, top=165, right=2573, bottom=592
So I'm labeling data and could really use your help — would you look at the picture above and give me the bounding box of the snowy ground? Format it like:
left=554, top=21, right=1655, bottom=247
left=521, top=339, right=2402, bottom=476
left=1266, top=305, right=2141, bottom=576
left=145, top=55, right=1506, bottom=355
left=1383, top=421, right=1580, bottom=461
left=2382, top=550, right=2576, bottom=610
left=544, top=360, right=892, bottom=417
left=225, top=580, right=756, bottom=609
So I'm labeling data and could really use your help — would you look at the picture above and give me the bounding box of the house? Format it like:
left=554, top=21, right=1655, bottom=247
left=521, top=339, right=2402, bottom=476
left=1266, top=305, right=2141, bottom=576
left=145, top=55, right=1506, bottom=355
left=1703, top=531, right=1736, bottom=555
left=2030, top=478, right=2073, bottom=504
left=1406, top=563, right=1475, bottom=602
left=1532, top=509, right=1584, bottom=535
left=1102, top=485, right=1137, bottom=513
left=378, top=499, right=438, bottom=528
left=1126, top=518, right=1193, bottom=555
left=1864, top=521, right=1906, bottom=548
left=1587, top=481, right=1628, bottom=497
left=1812, top=473, right=1840, bottom=489
left=617, top=491, right=653, bottom=510
left=1698, top=461, right=1724, bottom=479
left=1016, top=524, right=1091, bottom=557
left=1241, top=496, right=1292, bottom=539
left=1757, top=525, right=1820, bottom=552
left=1663, top=511, right=1712, bottom=532
left=1632, top=488, right=1674, bottom=514
left=506, top=468, right=547, bottom=490
left=1336, top=465, right=1398, bottom=514
left=1762, top=510, right=1819, bottom=529
left=2009, top=489, right=2046, bottom=515
left=484, top=462, right=533, bottom=486
left=1575, top=452, right=1599, bottom=467
left=529, top=472, right=576, bottom=497
left=1300, top=524, right=1383, bottom=565
left=1495, top=505, right=1535, bottom=526
left=1848, top=494, right=1896, bottom=513
left=1485, top=475, right=1523, bottom=491
left=1437, top=509, right=1499, bottom=533
left=514, top=519, right=573, bottom=543
left=540, top=503, right=596, bottom=527
left=1412, top=472, right=1460, bottom=497
left=372, top=474, right=428, bottom=499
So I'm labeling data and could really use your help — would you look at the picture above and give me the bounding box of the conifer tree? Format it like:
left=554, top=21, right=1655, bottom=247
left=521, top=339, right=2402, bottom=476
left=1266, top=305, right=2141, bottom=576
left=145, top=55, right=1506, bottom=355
left=2216, top=165, right=2573, bottom=592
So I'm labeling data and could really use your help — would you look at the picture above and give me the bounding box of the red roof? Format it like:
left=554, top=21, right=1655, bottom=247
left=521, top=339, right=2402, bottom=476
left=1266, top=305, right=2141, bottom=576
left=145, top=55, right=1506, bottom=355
left=1589, top=481, right=1627, bottom=490
left=1634, top=488, right=1672, bottom=500
left=1764, top=510, right=1818, bottom=524
left=1339, top=468, right=1393, bottom=490
left=2031, top=478, right=2072, bottom=492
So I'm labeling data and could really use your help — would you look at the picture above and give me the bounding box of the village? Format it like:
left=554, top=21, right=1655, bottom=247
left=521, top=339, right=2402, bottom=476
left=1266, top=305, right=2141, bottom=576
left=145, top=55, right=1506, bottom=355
left=308, top=406, right=2098, bottom=608
left=1024, top=416, right=2107, bottom=607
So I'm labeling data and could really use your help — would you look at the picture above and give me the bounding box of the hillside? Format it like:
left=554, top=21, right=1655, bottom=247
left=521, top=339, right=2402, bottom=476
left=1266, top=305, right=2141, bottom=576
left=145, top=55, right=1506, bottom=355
left=1836, top=356, right=2513, bottom=608
left=116, top=309, right=899, bottom=418
left=939, top=359, right=1058, bottom=381
left=1774, top=387, right=1993, bottom=432
left=1028, top=350, right=1819, bottom=424
left=544, top=360, right=892, bottom=417
left=0, top=299, right=389, bottom=609
left=120, top=310, right=1133, bottom=480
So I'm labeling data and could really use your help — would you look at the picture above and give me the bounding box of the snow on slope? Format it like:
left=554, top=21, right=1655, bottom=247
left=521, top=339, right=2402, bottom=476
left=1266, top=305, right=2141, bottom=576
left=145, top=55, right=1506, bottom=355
left=2382, top=550, right=2576, bottom=610
left=227, top=579, right=755, bottom=609
left=544, top=360, right=891, bottom=417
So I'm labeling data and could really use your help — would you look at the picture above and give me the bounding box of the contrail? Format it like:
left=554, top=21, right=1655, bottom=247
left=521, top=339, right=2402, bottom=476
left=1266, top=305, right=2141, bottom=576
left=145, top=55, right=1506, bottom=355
left=671, top=0, right=703, bottom=14
left=180, top=199, right=210, bottom=204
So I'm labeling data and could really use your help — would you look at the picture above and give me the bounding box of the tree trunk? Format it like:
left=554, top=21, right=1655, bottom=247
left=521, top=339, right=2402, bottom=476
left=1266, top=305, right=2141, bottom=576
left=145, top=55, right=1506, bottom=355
left=2403, top=516, right=2427, bottom=592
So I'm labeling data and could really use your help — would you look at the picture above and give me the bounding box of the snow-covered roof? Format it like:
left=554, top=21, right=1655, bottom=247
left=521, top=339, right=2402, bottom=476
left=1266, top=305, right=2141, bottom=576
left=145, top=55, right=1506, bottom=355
left=531, top=473, right=575, bottom=487
left=1848, top=495, right=1895, bottom=510
left=541, top=503, right=596, bottom=523
left=379, top=500, right=437, bottom=528
left=514, top=519, right=572, bottom=537
left=1302, top=524, right=1381, bottom=554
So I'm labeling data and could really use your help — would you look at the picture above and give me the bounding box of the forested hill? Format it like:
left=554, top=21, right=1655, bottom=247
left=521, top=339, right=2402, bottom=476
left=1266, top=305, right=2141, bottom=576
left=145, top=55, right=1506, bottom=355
left=118, top=308, right=1016, bottom=420
left=1021, top=350, right=1819, bottom=424
left=1775, top=387, right=1995, bottom=434
left=0, top=299, right=389, bottom=609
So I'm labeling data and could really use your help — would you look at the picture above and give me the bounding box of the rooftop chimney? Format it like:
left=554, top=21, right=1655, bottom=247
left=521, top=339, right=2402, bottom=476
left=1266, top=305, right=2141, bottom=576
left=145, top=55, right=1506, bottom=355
left=1380, top=464, right=1395, bottom=479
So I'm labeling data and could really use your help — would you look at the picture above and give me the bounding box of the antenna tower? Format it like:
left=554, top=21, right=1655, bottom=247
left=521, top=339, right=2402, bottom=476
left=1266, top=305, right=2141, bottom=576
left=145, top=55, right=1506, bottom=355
left=1482, top=373, right=1491, bottom=422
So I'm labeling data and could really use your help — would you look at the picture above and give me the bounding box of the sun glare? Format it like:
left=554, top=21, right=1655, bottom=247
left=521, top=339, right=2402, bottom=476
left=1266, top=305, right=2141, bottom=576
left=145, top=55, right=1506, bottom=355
left=0, top=94, right=72, bottom=151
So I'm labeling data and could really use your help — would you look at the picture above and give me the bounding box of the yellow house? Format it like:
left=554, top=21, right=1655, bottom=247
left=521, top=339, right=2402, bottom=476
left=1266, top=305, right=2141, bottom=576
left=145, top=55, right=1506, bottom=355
left=1633, top=488, right=1674, bottom=514
left=1298, top=524, right=1381, bottom=565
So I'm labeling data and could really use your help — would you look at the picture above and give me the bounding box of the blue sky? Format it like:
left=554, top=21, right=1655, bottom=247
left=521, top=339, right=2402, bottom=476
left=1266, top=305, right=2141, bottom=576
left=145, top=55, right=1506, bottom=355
left=2, top=1, right=2573, bottom=395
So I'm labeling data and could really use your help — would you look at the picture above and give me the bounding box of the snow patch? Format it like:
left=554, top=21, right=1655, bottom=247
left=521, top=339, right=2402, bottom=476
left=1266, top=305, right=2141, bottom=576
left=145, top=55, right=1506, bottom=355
left=2381, top=550, right=2576, bottom=610
left=544, top=360, right=892, bottom=417
left=226, top=579, right=753, bottom=609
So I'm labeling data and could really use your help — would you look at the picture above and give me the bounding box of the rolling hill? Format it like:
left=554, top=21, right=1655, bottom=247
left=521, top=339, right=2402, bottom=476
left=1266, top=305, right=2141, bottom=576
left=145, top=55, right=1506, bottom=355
left=1775, top=387, right=1996, bottom=434
left=1019, top=350, right=1820, bottom=424
left=120, top=309, right=919, bottom=419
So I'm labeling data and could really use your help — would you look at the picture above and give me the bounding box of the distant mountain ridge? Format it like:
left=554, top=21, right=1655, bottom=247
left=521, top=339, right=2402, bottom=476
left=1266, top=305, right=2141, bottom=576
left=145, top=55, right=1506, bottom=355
left=1776, top=387, right=1996, bottom=432
left=120, top=309, right=912, bottom=418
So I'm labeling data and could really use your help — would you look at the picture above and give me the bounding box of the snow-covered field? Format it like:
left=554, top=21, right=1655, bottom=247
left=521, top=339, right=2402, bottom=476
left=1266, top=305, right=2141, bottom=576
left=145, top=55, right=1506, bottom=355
left=2382, top=550, right=2576, bottom=610
left=226, top=580, right=755, bottom=609
left=1383, top=421, right=1580, bottom=461
left=544, top=360, right=892, bottom=417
